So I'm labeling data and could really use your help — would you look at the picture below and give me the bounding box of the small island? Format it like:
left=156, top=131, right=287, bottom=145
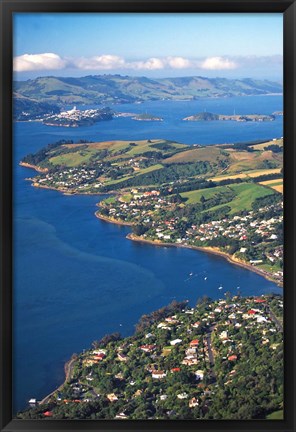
left=131, top=113, right=163, bottom=122
left=183, top=112, right=275, bottom=122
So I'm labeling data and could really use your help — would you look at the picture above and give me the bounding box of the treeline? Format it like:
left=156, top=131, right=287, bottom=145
left=264, top=144, right=283, bottom=153
left=252, top=193, right=282, bottom=211
left=230, top=138, right=273, bottom=151
left=162, top=179, right=216, bottom=195
left=167, top=205, right=232, bottom=232
left=100, top=162, right=211, bottom=192
left=135, top=300, right=188, bottom=334
left=22, top=139, right=95, bottom=167
left=162, top=173, right=281, bottom=196
left=22, top=140, right=74, bottom=166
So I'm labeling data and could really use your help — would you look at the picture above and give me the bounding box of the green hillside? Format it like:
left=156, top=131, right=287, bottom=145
left=14, top=74, right=283, bottom=106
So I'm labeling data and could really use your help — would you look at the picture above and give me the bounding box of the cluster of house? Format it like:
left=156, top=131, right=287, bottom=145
left=83, top=349, right=107, bottom=366
left=43, top=106, right=110, bottom=125
left=40, top=295, right=282, bottom=419
left=35, top=167, right=102, bottom=190
left=210, top=297, right=282, bottom=385
left=193, top=206, right=282, bottom=245
left=107, top=189, right=171, bottom=223
left=102, top=191, right=283, bottom=274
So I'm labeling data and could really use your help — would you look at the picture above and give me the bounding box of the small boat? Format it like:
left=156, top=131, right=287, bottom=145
left=218, top=286, right=223, bottom=290
left=204, top=277, right=207, bottom=280
left=189, top=272, right=193, bottom=276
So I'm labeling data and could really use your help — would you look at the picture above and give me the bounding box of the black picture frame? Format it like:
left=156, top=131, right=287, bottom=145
left=1, top=1, right=295, bottom=431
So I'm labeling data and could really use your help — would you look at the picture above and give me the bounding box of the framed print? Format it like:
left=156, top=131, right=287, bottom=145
left=1, top=1, right=295, bottom=431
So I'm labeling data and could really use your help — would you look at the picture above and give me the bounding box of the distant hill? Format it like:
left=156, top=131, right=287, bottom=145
left=13, top=94, right=60, bottom=120
left=14, top=75, right=283, bottom=107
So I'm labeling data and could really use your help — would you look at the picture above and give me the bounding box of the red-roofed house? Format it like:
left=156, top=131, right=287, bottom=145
left=171, top=367, right=181, bottom=373
left=228, top=355, right=237, bottom=361
left=43, top=411, right=53, bottom=417
left=247, top=310, right=256, bottom=315
left=190, top=339, right=199, bottom=347
left=94, top=353, right=106, bottom=360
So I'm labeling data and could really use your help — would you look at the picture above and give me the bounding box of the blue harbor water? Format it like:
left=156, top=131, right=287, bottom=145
left=13, top=96, right=283, bottom=413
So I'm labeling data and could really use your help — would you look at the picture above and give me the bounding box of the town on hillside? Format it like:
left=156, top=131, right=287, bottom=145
left=20, top=137, right=283, bottom=284
left=18, top=295, right=283, bottom=420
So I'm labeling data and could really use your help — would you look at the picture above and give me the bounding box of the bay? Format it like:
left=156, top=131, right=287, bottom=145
left=13, top=96, right=283, bottom=413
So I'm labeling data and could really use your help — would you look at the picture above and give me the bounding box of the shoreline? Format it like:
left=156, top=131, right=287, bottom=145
left=126, top=233, right=282, bottom=287
left=20, top=162, right=283, bottom=285
left=29, top=182, right=109, bottom=196
left=19, top=161, right=49, bottom=173
left=94, top=210, right=133, bottom=227
left=93, top=210, right=282, bottom=286
left=39, top=357, right=76, bottom=405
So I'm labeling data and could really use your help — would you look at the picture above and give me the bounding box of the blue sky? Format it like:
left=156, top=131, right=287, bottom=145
left=13, top=13, right=283, bottom=81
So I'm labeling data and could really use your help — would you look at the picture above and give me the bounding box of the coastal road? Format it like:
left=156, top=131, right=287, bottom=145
left=205, top=325, right=217, bottom=383
left=39, top=357, right=77, bottom=405
left=267, top=307, right=283, bottom=332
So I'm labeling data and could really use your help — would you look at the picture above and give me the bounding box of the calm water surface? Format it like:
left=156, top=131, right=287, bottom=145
left=13, top=97, right=283, bottom=412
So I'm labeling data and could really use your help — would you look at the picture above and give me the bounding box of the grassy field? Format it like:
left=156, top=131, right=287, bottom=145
left=260, top=179, right=283, bottom=193
left=260, top=179, right=282, bottom=185
left=163, top=146, right=227, bottom=164
left=48, top=140, right=188, bottom=167
left=250, top=138, right=283, bottom=150
left=265, top=410, right=283, bottom=420
left=210, top=168, right=282, bottom=182
left=247, top=168, right=282, bottom=177
left=127, top=140, right=187, bottom=156
left=181, top=182, right=276, bottom=214
left=49, top=149, right=98, bottom=167
left=119, top=194, right=132, bottom=203
left=135, top=164, right=163, bottom=174
left=102, top=196, right=117, bottom=205
left=272, top=185, right=283, bottom=193
left=226, top=150, right=282, bottom=174
left=181, top=185, right=231, bottom=204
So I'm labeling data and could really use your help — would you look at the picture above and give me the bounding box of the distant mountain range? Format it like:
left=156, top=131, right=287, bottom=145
left=13, top=74, right=282, bottom=120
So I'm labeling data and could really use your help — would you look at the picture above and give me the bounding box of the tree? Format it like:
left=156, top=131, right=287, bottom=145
left=132, top=224, right=149, bottom=236
left=92, top=332, right=121, bottom=348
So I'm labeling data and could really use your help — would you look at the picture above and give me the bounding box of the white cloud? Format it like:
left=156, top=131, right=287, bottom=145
left=166, top=56, right=192, bottom=69
left=128, top=56, right=192, bottom=70
left=200, top=56, right=237, bottom=70
left=73, top=55, right=125, bottom=70
left=14, top=52, right=281, bottom=74
left=13, top=53, right=67, bottom=72
left=129, top=57, right=165, bottom=70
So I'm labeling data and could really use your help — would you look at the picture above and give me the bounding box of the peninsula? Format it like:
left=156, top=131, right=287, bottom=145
left=17, top=294, right=283, bottom=420
left=20, top=137, right=283, bottom=284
